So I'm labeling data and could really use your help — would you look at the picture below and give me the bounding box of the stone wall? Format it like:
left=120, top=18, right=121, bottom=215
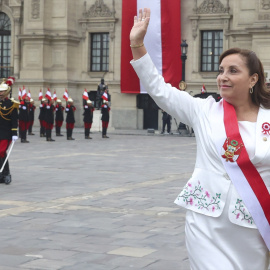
left=1, top=0, right=270, bottom=129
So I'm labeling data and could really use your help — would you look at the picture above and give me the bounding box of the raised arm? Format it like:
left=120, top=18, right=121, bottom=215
left=130, top=8, right=150, bottom=60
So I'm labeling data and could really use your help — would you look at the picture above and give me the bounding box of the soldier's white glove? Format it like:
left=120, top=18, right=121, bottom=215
left=66, top=108, right=69, bottom=111
left=22, top=106, right=27, bottom=110
left=12, top=136, right=18, bottom=141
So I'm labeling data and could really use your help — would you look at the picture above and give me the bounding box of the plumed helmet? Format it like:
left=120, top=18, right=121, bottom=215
left=86, top=99, right=92, bottom=104
left=0, top=81, right=11, bottom=99
left=67, top=97, right=73, bottom=102
left=0, top=82, right=10, bottom=91
left=56, top=99, right=62, bottom=103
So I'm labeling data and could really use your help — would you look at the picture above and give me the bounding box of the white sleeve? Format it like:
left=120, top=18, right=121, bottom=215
left=131, top=53, right=209, bottom=127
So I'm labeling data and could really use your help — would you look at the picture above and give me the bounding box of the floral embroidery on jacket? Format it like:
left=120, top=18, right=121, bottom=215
left=177, top=181, right=221, bottom=211
left=232, top=199, right=254, bottom=224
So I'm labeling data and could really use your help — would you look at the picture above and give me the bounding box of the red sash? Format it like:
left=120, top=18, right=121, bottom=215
left=223, top=100, right=270, bottom=249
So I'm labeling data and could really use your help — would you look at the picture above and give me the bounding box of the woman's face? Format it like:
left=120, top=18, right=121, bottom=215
left=217, top=54, right=257, bottom=104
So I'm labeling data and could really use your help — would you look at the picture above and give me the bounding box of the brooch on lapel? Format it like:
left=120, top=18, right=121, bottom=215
left=221, top=137, right=243, bottom=162
left=262, top=122, right=270, bottom=135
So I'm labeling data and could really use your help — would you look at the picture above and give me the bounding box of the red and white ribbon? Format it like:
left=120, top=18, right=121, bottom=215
left=219, top=100, right=270, bottom=250
left=262, top=122, right=270, bottom=135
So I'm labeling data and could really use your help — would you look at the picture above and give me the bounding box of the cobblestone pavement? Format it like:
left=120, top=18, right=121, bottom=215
left=1, top=129, right=269, bottom=270
left=0, top=128, right=194, bottom=270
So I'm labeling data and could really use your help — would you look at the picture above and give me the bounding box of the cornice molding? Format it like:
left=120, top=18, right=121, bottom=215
left=195, top=0, right=229, bottom=14
left=83, top=0, right=113, bottom=18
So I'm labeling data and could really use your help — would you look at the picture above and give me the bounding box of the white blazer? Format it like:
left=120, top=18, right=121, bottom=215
left=131, top=53, right=270, bottom=229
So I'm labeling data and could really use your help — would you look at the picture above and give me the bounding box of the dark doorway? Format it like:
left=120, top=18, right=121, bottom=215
left=88, top=91, right=97, bottom=107
left=137, top=94, right=159, bottom=130
left=143, top=109, right=158, bottom=129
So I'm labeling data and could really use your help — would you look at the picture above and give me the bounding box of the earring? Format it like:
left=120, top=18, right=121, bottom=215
left=250, top=87, right=254, bottom=94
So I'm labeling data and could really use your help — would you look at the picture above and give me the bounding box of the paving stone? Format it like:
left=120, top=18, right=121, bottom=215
left=107, top=247, right=157, bottom=258
left=20, top=258, right=72, bottom=269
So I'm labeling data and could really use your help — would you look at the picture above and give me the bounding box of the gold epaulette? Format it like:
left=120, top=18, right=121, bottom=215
left=11, top=100, right=20, bottom=109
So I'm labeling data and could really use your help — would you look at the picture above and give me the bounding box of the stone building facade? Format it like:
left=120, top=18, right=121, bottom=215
left=0, top=0, right=270, bottom=129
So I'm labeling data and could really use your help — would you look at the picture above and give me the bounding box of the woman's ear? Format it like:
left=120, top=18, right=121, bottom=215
left=250, top=73, right=259, bottom=87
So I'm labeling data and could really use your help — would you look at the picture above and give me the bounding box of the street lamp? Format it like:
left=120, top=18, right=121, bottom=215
left=180, top=39, right=188, bottom=82
left=178, top=40, right=189, bottom=134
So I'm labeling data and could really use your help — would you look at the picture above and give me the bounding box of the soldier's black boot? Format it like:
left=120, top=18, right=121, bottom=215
left=2, top=158, right=11, bottom=185
left=47, top=129, right=55, bottom=141
left=40, top=126, right=45, bottom=137
left=46, top=129, right=49, bottom=141
left=70, top=129, right=75, bottom=140
left=41, top=125, right=46, bottom=137
left=56, top=126, right=60, bottom=136
left=85, top=128, right=91, bottom=139
left=104, top=128, right=109, bottom=138
left=21, top=131, right=29, bottom=143
left=102, top=127, right=109, bottom=138
left=59, top=127, right=63, bottom=136
left=28, top=125, right=34, bottom=135
left=40, top=127, right=43, bottom=137
left=67, top=129, right=74, bottom=140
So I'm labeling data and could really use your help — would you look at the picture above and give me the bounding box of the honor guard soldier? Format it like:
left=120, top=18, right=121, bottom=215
left=38, top=98, right=47, bottom=137
left=65, top=97, right=76, bottom=140
left=0, top=80, right=18, bottom=184
left=19, top=96, right=30, bottom=143
left=28, top=98, right=36, bottom=135
left=44, top=98, right=55, bottom=141
left=83, top=99, right=94, bottom=139
left=101, top=98, right=110, bottom=138
left=55, top=99, right=64, bottom=136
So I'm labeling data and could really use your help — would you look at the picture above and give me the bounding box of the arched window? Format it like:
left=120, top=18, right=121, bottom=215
left=0, top=12, right=11, bottom=78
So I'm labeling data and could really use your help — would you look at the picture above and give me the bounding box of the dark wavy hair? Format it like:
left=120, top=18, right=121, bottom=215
left=219, top=48, right=270, bottom=109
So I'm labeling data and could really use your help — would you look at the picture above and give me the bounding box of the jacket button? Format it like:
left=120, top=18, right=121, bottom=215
left=263, top=137, right=267, bottom=142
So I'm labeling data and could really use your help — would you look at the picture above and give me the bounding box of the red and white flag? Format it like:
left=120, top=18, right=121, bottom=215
left=101, top=92, right=108, bottom=101
left=63, top=89, right=69, bottom=101
left=38, top=89, right=43, bottom=100
left=53, top=90, right=57, bottom=101
left=82, top=89, right=89, bottom=100
left=27, top=90, right=31, bottom=99
left=21, top=86, right=27, bottom=100
left=201, top=84, right=206, bottom=94
left=18, top=88, right=22, bottom=101
left=45, top=88, right=52, bottom=100
left=121, top=0, right=181, bottom=93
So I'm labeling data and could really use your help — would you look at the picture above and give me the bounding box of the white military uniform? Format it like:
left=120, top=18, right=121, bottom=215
left=131, top=53, right=270, bottom=270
